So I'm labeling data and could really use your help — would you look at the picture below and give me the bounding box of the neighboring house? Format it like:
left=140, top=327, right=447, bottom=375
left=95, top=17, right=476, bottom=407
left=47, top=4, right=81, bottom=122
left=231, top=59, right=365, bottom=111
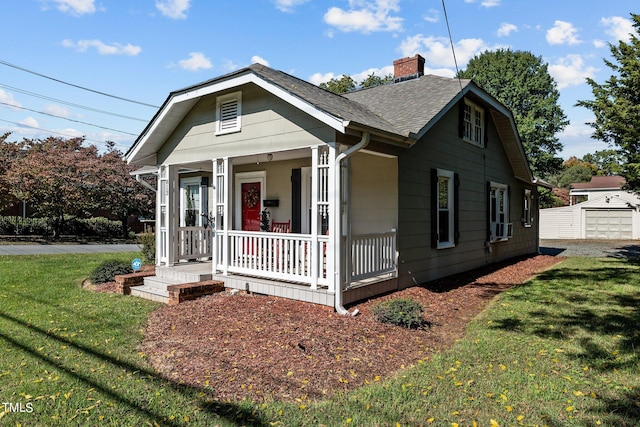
left=540, top=176, right=640, bottom=239
left=126, top=54, right=542, bottom=313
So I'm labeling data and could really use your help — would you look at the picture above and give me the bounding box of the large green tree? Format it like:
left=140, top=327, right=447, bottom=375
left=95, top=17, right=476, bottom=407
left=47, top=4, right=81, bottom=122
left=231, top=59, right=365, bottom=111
left=457, top=49, right=568, bottom=177
left=319, top=74, right=356, bottom=94
left=5, top=136, right=154, bottom=237
left=576, top=14, right=640, bottom=192
left=0, top=133, right=21, bottom=211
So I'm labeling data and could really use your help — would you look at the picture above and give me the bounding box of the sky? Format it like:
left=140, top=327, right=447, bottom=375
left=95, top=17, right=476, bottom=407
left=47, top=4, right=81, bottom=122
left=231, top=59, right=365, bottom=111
left=0, top=0, right=638, bottom=161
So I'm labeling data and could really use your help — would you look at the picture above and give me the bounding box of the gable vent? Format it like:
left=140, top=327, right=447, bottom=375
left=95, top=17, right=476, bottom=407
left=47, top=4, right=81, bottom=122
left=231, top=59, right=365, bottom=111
left=220, top=99, right=238, bottom=131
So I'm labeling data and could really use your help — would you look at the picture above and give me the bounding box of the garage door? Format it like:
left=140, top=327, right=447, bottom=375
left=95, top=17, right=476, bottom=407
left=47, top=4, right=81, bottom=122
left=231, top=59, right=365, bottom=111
left=585, top=209, right=633, bottom=239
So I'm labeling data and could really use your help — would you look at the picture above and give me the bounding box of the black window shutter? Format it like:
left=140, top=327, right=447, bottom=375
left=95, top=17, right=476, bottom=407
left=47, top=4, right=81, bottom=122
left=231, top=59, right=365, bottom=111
left=454, top=173, right=460, bottom=245
left=431, top=168, right=438, bottom=249
left=486, top=181, right=492, bottom=242
left=458, top=99, right=465, bottom=138
left=484, top=110, right=489, bottom=147
left=291, top=168, right=301, bottom=233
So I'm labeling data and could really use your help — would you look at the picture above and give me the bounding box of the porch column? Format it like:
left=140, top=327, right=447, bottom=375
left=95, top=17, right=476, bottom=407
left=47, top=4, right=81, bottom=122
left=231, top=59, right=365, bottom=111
left=166, top=164, right=178, bottom=266
left=211, top=158, right=229, bottom=275
left=222, top=157, right=232, bottom=275
left=211, top=158, right=218, bottom=275
left=310, top=147, right=319, bottom=289
left=326, top=144, right=338, bottom=294
left=156, top=165, right=165, bottom=266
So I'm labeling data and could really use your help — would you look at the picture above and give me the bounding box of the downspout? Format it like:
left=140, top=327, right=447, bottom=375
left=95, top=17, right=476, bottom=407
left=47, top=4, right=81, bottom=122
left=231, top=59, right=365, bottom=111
left=334, top=131, right=370, bottom=316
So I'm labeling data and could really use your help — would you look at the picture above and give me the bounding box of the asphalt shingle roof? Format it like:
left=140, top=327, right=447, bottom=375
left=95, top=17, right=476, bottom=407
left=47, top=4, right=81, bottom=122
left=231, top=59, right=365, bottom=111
left=173, top=64, right=470, bottom=140
left=343, top=74, right=471, bottom=137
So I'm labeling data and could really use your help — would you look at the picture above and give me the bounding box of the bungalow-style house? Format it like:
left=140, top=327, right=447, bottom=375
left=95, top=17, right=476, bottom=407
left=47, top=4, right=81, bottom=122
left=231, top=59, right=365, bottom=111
left=540, top=175, right=640, bottom=239
left=126, top=54, right=542, bottom=313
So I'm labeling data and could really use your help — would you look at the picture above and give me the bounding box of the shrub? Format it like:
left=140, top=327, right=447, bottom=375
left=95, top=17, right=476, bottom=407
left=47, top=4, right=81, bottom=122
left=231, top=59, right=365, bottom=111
left=137, top=232, right=156, bottom=264
left=371, top=298, right=425, bottom=329
left=89, top=260, right=132, bottom=284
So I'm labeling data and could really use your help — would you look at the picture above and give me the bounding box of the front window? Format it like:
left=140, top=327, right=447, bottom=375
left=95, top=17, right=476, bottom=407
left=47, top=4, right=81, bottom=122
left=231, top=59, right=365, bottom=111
left=463, top=99, right=484, bottom=146
left=490, top=182, right=509, bottom=241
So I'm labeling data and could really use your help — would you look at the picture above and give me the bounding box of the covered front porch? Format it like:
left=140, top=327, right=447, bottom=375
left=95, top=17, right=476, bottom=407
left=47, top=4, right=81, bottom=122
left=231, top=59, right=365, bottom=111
left=150, top=142, right=399, bottom=306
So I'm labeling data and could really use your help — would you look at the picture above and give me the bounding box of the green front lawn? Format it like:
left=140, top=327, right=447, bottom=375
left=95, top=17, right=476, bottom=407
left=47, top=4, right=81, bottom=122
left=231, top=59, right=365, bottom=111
left=1, top=254, right=638, bottom=426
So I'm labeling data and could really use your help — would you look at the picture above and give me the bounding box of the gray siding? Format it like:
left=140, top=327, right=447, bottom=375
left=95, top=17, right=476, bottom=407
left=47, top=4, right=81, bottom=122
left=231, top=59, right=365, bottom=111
left=397, top=105, right=539, bottom=288
left=157, top=84, right=335, bottom=165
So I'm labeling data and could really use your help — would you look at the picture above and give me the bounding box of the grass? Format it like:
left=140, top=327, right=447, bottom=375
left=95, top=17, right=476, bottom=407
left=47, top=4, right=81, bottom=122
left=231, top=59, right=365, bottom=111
left=1, top=254, right=639, bottom=426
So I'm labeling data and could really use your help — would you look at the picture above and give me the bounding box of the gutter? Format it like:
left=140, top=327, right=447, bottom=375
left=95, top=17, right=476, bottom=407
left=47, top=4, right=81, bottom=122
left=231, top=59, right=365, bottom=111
left=333, top=131, right=370, bottom=316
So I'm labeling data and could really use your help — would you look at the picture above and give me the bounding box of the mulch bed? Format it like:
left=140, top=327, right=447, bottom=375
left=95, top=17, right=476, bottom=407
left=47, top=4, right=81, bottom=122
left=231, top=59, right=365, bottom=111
left=133, top=254, right=563, bottom=403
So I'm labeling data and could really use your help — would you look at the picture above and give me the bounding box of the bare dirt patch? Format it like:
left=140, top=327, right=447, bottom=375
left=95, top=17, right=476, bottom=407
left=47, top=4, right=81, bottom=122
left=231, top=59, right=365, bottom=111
left=139, top=255, right=562, bottom=403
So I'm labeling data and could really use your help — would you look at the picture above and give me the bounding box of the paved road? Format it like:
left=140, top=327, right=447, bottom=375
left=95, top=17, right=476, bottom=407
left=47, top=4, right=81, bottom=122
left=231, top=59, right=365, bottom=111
left=539, top=239, right=640, bottom=259
left=0, top=244, right=141, bottom=256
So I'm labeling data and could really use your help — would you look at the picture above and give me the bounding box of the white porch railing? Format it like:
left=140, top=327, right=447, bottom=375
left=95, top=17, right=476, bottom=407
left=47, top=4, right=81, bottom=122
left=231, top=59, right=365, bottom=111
left=212, top=230, right=395, bottom=287
left=216, top=231, right=328, bottom=286
left=351, top=231, right=397, bottom=281
left=176, top=226, right=212, bottom=261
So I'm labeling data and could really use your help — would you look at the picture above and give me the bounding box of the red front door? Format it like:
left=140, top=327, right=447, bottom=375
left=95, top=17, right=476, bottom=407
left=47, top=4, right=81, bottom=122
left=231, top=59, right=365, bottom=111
left=241, top=182, right=261, bottom=231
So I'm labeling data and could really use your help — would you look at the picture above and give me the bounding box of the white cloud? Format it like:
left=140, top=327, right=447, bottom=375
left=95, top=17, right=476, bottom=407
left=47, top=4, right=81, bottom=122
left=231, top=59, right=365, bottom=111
left=251, top=56, right=270, bottom=66
left=600, top=16, right=637, bottom=42
left=44, top=104, right=72, bottom=118
left=398, top=34, right=497, bottom=70
left=178, top=52, right=213, bottom=71
left=156, top=0, right=191, bottom=19
left=464, top=0, right=501, bottom=7
left=423, top=8, right=439, bottom=23
left=221, top=59, right=240, bottom=72
left=47, top=0, right=96, bottom=16
left=548, top=54, right=597, bottom=89
left=309, top=72, right=336, bottom=86
left=593, top=39, right=606, bottom=48
left=497, top=22, right=517, bottom=37
left=62, top=39, right=142, bottom=56
left=350, top=65, right=395, bottom=83
left=324, top=0, right=403, bottom=34
left=19, top=117, right=40, bottom=129
left=546, top=20, right=582, bottom=45
left=272, top=0, right=309, bottom=13
left=0, top=89, right=21, bottom=109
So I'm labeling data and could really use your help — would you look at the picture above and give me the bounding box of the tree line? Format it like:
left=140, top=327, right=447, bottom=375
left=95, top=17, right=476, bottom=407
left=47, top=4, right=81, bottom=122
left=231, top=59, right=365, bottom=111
left=0, top=133, right=154, bottom=237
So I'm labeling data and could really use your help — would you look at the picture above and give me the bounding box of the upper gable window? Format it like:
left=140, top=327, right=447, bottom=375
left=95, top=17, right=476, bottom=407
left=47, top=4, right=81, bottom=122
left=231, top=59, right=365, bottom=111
left=216, top=91, right=242, bottom=135
left=463, top=99, right=484, bottom=146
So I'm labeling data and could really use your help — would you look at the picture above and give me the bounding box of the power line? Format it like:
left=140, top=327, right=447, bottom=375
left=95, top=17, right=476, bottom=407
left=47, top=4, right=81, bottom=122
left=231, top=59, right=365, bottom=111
left=0, top=101, right=138, bottom=136
left=0, top=117, right=131, bottom=150
left=441, top=0, right=464, bottom=92
left=0, top=59, right=160, bottom=108
left=0, top=83, right=149, bottom=122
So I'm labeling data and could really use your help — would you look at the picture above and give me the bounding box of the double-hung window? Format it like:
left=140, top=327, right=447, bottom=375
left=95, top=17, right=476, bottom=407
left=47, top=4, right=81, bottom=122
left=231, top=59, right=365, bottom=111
left=489, top=181, right=510, bottom=241
left=432, top=169, right=458, bottom=249
left=216, top=91, right=242, bottom=134
left=463, top=99, right=484, bottom=146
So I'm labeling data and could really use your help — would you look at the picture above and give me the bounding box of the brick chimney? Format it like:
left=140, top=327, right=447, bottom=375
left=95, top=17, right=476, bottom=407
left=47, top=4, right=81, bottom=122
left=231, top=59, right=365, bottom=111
left=393, top=54, right=425, bottom=82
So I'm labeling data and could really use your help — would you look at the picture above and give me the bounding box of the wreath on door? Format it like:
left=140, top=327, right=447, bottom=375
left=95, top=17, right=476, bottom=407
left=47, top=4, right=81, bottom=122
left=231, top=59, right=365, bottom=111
left=243, top=185, right=260, bottom=208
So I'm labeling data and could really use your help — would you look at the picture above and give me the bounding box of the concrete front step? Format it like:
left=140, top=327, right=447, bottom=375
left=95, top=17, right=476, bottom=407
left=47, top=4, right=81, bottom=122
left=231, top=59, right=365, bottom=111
left=155, top=264, right=212, bottom=283
left=143, top=276, right=183, bottom=291
left=129, top=285, right=169, bottom=304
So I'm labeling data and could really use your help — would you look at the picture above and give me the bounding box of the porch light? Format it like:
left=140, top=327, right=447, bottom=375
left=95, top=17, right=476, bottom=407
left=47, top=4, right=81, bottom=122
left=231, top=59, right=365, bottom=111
left=267, top=153, right=273, bottom=162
